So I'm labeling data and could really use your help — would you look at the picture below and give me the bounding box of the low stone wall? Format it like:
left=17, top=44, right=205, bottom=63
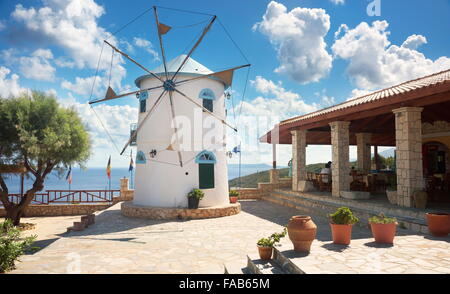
left=0, top=204, right=111, bottom=217
left=265, top=189, right=432, bottom=234
left=121, top=201, right=241, bottom=220
left=235, top=188, right=263, bottom=200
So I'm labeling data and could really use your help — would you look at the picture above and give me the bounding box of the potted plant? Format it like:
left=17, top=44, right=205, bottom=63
left=386, top=175, right=397, bottom=205
left=229, top=190, right=239, bottom=203
left=329, top=207, right=359, bottom=245
left=187, top=189, right=204, bottom=209
left=256, top=228, right=287, bottom=260
left=369, top=213, right=397, bottom=244
left=426, top=213, right=450, bottom=237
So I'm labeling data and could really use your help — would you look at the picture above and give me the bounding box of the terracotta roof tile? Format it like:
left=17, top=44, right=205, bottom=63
left=281, top=68, right=450, bottom=126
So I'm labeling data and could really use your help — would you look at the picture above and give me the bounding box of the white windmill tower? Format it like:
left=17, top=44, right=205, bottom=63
left=89, top=6, right=250, bottom=208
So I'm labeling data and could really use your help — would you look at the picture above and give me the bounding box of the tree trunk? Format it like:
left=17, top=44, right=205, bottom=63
left=5, top=205, right=23, bottom=226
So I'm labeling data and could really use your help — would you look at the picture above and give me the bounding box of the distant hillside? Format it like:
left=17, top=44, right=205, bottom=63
left=229, top=163, right=326, bottom=188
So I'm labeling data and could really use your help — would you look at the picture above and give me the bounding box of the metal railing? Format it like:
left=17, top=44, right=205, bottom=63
left=6, top=190, right=120, bottom=205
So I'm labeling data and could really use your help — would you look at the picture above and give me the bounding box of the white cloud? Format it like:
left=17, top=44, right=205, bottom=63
left=54, top=57, right=76, bottom=68
left=133, top=37, right=159, bottom=61
left=61, top=76, right=101, bottom=96
left=227, top=76, right=322, bottom=165
left=11, top=1, right=107, bottom=70
left=0, top=66, right=27, bottom=98
left=346, top=88, right=372, bottom=101
left=401, top=34, right=427, bottom=50
left=18, top=49, right=56, bottom=82
left=330, top=0, right=345, bottom=5
left=10, top=0, right=128, bottom=92
left=243, top=76, right=319, bottom=120
left=0, top=20, right=5, bottom=31
left=253, top=1, right=332, bottom=84
left=332, top=20, right=450, bottom=90
left=59, top=94, right=138, bottom=167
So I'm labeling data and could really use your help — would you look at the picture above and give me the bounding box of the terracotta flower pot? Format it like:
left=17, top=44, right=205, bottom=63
left=229, top=197, right=238, bottom=203
left=257, top=246, right=273, bottom=260
left=287, top=216, right=317, bottom=252
left=370, top=222, right=397, bottom=244
left=426, top=213, right=450, bottom=237
left=330, top=223, right=353, bottom=245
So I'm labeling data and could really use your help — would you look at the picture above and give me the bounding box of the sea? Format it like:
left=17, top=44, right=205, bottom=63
left=3, top=164, right=276, bottom=193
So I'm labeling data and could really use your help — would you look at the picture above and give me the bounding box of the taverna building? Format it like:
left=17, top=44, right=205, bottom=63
left=131, top=55, right=230, bottom=208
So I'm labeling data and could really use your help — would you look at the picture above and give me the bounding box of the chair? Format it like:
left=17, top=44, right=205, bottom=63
left=317, top=173, right=331, bottom=192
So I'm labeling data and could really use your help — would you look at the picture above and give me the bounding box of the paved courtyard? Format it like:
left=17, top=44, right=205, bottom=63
left=11, top=200, right=450, bottom=274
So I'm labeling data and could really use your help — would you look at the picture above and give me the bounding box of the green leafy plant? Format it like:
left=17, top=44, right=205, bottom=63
left=187, top=189, right=204, bottom=200
left=257, top=227, right=287, bottom=248
left=0, top=220, right=37, bottom=273
left=329, top=207, right=359, bottom=225
left=369, top=213, right=397, bottom=224
left=229, top=190, right=239, bottom=197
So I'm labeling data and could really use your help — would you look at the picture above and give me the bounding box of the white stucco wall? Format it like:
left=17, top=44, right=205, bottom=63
left=133, top=74, right=229, bottom=208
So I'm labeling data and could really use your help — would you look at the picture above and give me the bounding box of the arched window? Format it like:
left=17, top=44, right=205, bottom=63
left=195, top=151, right=216, bottom=189
left=136, top=151, right=146, bottom=164
left=199, top=88, right=215, bottom=113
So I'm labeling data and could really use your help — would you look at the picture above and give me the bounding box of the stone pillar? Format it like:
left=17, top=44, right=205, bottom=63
left=330, top=121, right=351, bottom=197
left=272, top=143, right=277, bottom=169
left=269, top=169, right=279, bottom=184
left=291, top=130, right=313, bottom=192
left=393, top=107, right=424, bottom=207
left=356, top=133, right=372, bottom=173
left=120, top=177, right=129, bottom=193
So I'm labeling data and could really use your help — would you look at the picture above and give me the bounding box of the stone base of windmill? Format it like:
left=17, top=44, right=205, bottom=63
left=120, top=201, right=241, bottom=220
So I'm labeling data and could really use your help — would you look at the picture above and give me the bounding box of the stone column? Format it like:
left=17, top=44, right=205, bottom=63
left=330, top=121, right=351, bottom=197
left=269, top=169, right=279, bottom=184
left=393, top=107, right=424, bottom=207
left=291, top=130, right=313, bottom=192
left=356, top=133, right=372, bottom=173
left=120, top=177, right=129, bottom=193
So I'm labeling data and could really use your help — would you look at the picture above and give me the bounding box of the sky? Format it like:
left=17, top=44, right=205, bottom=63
left=0, top=0, right=449, bottom=168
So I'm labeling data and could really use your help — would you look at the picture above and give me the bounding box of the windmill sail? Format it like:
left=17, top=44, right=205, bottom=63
left=158, top=23, right=172, bottom=35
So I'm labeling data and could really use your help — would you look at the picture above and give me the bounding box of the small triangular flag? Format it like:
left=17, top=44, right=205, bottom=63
left=158, top=23, right=172, bottom=35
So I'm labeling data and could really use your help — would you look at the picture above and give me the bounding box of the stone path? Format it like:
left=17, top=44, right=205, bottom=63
left=11, top=200, right=450, bottom=274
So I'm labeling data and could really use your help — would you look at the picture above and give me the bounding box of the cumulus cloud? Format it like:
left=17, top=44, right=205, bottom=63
left=11, top=0, right=107, bottom=69
left=17, top=49, right=56, bottom=82
left=9, top=0, right=128, bottom=93
left=133, top=37, right=159, bottom=61
left=253, top=1, right=332, bottom=84
left=0, top=66, right=27, bottom=98
left=332, top=20, right=450, bottom=90
left=58, top=93, right=138, bottom=167
left=330, top=0, right=345, bottom=5
left=401, top=34, right=427, bottom=50
left=227, top=76, right=323, bottom=165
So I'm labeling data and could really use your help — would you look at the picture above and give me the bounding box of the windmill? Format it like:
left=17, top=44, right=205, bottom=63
left=89, top=6, right=250, bottom=208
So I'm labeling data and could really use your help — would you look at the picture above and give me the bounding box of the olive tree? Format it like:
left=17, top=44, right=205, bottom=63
left=0, top=91, right=91, bottom=225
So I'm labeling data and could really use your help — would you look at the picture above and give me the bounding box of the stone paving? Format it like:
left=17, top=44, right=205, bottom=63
left=274, top=216, right=450, bottom=274
left=11, top=200, right=450, bottom=274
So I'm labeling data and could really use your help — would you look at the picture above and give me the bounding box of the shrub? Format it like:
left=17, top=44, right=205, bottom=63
left=329, top=207, right=359, bottom=225
left=369, top=213, right=397, bottom=224
left=257, top=227, right=287, bottom=248
left=0, top=220, right=36, bottom=273
left=229, top=190, right=239, bottom=197
left=187, top=188, right=204, bottom=200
